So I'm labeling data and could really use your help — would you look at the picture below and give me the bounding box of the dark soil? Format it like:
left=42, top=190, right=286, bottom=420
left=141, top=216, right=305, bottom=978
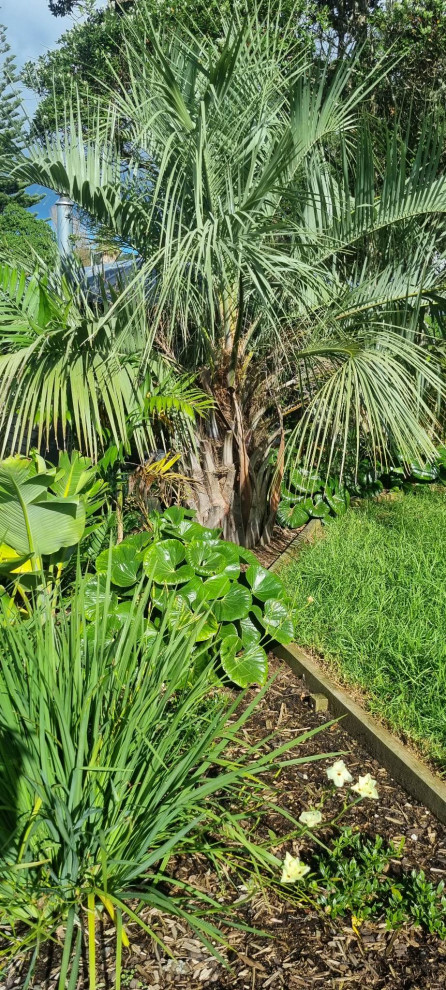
left=11, top=660, right=446, bottom=990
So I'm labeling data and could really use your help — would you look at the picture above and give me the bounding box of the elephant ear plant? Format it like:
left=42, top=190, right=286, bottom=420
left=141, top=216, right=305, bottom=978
left=0, top=571, right=323, bottom=990
left=91, top=506, right=294, bottom=686
left=0, top=451, right=106, bottom=614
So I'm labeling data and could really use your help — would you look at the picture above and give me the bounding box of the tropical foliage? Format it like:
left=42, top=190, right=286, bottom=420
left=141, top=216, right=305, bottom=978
left=87, top=505, right=293, bottom=686
left=6, top=3, right=446, bottom=547
left=0, top=259, right=211, bottom=461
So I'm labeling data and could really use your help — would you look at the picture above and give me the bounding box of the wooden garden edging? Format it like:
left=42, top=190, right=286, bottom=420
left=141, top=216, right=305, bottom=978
left=269, top=520, right=446, bottom=825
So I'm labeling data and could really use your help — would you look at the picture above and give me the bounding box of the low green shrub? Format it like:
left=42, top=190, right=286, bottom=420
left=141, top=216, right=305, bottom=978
left=87, top=506, right=294, bottom=687
left=310, top=829, right=446, bottom=936
left=277, top=467, right=350, bottom=529
left=0, top=573, right=311, bottom=989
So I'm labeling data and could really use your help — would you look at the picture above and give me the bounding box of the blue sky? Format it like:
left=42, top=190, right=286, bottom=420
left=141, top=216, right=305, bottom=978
left=1, top=1, right=105, bottom=220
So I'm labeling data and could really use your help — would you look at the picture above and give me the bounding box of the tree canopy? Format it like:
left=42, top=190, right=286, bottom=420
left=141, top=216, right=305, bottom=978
left=0, top=23, right=40, bottom=213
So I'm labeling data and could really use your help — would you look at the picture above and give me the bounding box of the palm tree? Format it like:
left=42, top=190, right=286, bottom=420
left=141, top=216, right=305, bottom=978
left=0, top=260, right=211, bottom=460
left=4, top=3, right=446, bottom=545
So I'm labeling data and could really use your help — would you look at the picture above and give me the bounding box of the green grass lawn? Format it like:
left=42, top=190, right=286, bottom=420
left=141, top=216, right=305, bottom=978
left=280, top=489, right=446, bottom=765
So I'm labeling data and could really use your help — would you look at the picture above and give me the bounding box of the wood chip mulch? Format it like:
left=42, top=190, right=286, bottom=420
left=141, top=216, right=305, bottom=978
left=253, top=526, right=303, bottom=569
left=15, top=660, right=446, bottom=990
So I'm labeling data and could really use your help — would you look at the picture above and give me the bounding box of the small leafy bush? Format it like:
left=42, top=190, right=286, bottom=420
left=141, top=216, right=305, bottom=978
left=0, top=574, right=312, bottom=988
left=345, top=446, right=446, bottom=498
left=277, top=466, right=350, bottom=529
left=89, top=506, right=294, bottom=687
left=310, top=829, right=446, bottom=936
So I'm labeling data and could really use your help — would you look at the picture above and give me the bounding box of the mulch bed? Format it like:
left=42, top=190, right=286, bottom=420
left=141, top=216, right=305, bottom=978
left=253, top=527, right=303, bottom=569
left=16, top=660, right=446, bottom=990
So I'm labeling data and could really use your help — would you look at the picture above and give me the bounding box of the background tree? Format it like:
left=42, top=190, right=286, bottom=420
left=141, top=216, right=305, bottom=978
left=29, top=0, right=319, bottom=137
left=0, top=203, right=56, bottom=266
left=33, top=1, right=446, bottom=145
left=0, top=23, right=40, bottom=213
left=8, top=6, right=446, bottom=547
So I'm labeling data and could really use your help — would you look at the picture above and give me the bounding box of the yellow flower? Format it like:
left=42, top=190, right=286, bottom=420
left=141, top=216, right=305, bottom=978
left=299, top=808, right=323, bottom=827
left=280, top=852, right=310, bottom=884
left=326, top=759, right=353, bottom=788
left=352, top=773, right=379, bottom=800
left=307, top=596, right=314, bottom=603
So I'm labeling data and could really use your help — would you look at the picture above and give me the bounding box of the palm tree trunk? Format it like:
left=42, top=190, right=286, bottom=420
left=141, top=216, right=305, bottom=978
left=183, top=388, right=283, bottom=548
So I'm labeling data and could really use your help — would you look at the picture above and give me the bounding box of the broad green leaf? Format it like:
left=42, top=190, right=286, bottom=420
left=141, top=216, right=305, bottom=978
left=220, top=636, right=268, bottom=687
left=214, top=584, right=252, bottom=621
left=96, top=543, right=141, bottom=587
left=238, top=547, right=258, bottom=566
left=161, top=506, right=192, bottom=525
left=0, top=456, right=85, bottom=557
left=51, top=450, right=96, bottom=498
left=290, top=503, right=310, bottom=527
left=194, top=612, right=219, bottom=641
left=123, top=532, right=152, bottom=552
left=288, top=468, right=322, bottom=494
left=309, top=495, right=330, bottom=519
left=202, top=573, right=232, bottom=600
left=239, top=614, right=262, bottom=647
left=83, top=576, right=118, bottom=621
left=0, top=543, right=33, bottom=575
left=185, top=540, right=230, bottom=576
left=260, top=599, right=294, bottom=644
left=177, top=576, right=206, bottom=608
left=245, top=564, right=285, bottom=603
left=409, top=461, right=438, bottom=481
left=143, top=539, right=194, bottom=584
left=219, top=622, right=238, bottom=640
left=324, top=490, right=348, bottom=516
left=161, top=517, right=222, bottom=542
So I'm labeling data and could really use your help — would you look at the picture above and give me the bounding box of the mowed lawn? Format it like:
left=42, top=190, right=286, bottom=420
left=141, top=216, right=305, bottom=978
left=280, top=489, right=446, bottom=765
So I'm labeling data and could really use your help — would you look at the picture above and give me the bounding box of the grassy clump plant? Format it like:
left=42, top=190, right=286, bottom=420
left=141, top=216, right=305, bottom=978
left=280, top=488, right=446, bottom=762
left=0, top=567, right=321, bottom=989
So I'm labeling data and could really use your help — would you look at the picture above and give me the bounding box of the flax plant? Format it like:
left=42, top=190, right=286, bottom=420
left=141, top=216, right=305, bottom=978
left=0, top=569, right=326, bottom=987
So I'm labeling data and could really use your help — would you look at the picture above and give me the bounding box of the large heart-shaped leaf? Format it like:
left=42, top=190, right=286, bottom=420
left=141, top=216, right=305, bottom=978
left=83, top=576, right=118, bottom=621
left=143, top=539, right=194, bottom=584
left=161, top=506, right=193, bottom=526
left=309, top=494, right=330, bottom=519
left=290, top=503, right=310, bottom=527
left=177, top=576, right=206, bottom=608
left=239, top=614, right=262, bottom=647
left=258, top=599, right=294, bottom=644
left=162, top=518, right=222, bottom=543
left=96, top=542, right=141, bottom=587
left=245, top=564, right=284, bottom=603
left=214, top=584, right=252, bottom=621
left=202, top=573, right=232, bottom=600
left=324, top=490, right=348, bottom=516
left=220, top=635, right=268, bottom=687
left=185, top=540, right=230, bottom=577
left=288, top=467, right=322, bottom=494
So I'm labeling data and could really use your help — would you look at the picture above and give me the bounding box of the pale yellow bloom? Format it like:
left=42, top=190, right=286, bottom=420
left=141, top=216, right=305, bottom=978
left=299, top=808, right=323, bottom=827
left=352, top=773, right=379, bottom=800
left=326, top=759, right=353, bottom=788
left=280, top=852, right=310, bottom=884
